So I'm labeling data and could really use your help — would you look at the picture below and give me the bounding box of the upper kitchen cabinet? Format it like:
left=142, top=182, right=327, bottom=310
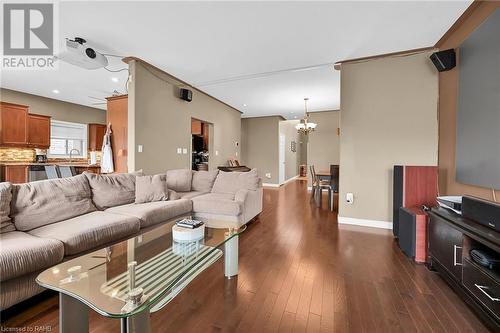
left=27, top=114, right=51, bottom=148
left=0, top=102, right=28, bottom=146
left=88, top=123, right=106, bottom=151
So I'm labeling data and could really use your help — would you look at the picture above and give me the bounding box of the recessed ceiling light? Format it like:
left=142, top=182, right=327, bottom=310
left=294, top=116, right=298, bottom=119
left=52, top=89, right=60, bottom=94
left=243, top=104, right=247, bottom=107
left=111, top=77, right=119, bottom=83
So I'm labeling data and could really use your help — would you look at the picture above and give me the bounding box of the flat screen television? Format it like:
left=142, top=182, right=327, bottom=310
left=455, top=9, right=500, bottom=190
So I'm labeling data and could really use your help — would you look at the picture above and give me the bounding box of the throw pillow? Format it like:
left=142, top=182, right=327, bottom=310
left=135, top=174, right=169, bottom=204
left=0, top=182, right=14, bottom=234
left=192, top=170, right=219, bottom=192
left=166, top=169, right=193, bottom=192
left=85, top=170, right=143, bottom=210
left=211, top=169, right=259, bottom=195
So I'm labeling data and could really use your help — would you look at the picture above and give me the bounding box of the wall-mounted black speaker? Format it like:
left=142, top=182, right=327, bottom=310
left=179, top=88, right=192, bottom=102
left=430, top=49, right=456, bottom=72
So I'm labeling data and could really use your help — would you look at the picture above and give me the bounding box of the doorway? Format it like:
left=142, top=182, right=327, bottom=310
left=279, top=134, right=286, bottom=184
left=191, top=118, right=211, bottom=171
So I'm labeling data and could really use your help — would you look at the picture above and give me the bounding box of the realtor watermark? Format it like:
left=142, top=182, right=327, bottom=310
left=2, top=1, right=58, bottom=70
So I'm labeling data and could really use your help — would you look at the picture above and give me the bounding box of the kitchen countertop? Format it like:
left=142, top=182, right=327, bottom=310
left=0, top=162, right=100, bottom=167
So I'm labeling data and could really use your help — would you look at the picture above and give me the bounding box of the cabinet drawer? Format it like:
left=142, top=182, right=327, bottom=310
left=463, top=258, right=500, bottom=321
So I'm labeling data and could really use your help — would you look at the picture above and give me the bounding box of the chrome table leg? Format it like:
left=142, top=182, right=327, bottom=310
left=224, top=235, right=239, bottom=278
left=59, top=293, right=89, bottom=333
left=120, top=309, right=151, bottom=333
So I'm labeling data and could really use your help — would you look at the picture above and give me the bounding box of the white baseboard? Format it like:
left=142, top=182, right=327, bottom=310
left=338, top=216, right=392, bottom=230
left=282, top=175, right=298, bottom=185
left=263, top=175, right=298, bottom=188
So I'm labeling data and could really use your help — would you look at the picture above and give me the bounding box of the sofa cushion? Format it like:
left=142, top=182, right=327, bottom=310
left=11, top=175, right=96, bottom=231
left=85, top=171, right=142, bottom=210
left=191, top=170, right=219, bottom=193
left=166, top=169, right=192, bottom=192
left=0, top=182, right=15, bottom=234
left=0, top=231, right=64, bottom=281
left=176, top=191, right=207, bottom=200
left=192, top=193, right=242, bottom=216
left=135, top=174, right=168, bottom=204
left=211, top=169, right=259, bottom=195
left=106, top=199, right=192, bottom=229
left=28, top=211, right=140, bottom=255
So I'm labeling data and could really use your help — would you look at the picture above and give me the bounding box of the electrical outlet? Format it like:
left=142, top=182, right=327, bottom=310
left=265, top=173, right=271, bottom=179
left=182, top=148, right=188, bottom=154
left=346, top=193, right=354, bottom=204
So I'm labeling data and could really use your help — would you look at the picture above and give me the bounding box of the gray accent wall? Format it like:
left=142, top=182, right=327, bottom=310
left=339, top=51, right=438, bottom=224
left=456, top=9, right=500, bottom=190
left=128, top=60, right=241, bottom=174
left=241, top=116, right=280, bottom=184
left=0, top=88, right=106, bottom=124
left=306, top=110, right=340, bottom=186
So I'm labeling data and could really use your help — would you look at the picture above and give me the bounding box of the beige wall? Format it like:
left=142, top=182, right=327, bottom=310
left=306, top=111, right=340, bottom=185
left=436, top=2, right=500, bottom=201
left=0, top=88, right=106, bottom=124
left=241, top=116, right=280, bottom=184
left=279, top=120, right=301, bottom=181
left=128, top=60, right=241, bottom=174
left=339, top=51, right=439, bottom=224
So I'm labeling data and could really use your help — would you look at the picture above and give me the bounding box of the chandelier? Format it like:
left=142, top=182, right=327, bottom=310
left=295, top=98, right=317, bottom=134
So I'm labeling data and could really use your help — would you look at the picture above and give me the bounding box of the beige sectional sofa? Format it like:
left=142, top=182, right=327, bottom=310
left=0, top=169, right=262, bottom=310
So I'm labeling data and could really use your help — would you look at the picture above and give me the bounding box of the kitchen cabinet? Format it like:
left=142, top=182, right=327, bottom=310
left=191, top=119, right=202, bottom=135
left=88, top=123, right=106, bottom=151
left=27, top=114, right=51, bottom=148
left=4, top=165, right=28, bottom=183
left=0, top=102, right=28, bottom=146
left=74, top=165, right=101, bottom=174
left=106, top=95, right=128, bottom=173
left=429, top=212, right=464, bottom=281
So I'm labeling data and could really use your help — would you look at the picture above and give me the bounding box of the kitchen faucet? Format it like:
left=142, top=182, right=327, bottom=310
left=69, top=149, right=81, bottom=163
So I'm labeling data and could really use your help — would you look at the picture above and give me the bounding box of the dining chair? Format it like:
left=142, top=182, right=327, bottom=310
left=329, top=165, right=340, bottom=211
left=59, top=166, right=77, bottom=178
left=310, top=165, right=331, bottom=207
left=44, top=165, right=59, bottom=179
left=309, top=165, right=317, bottom=201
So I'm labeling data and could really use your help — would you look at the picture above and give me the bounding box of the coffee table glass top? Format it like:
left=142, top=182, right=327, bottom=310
left=36, top=217, right=246, bottom=318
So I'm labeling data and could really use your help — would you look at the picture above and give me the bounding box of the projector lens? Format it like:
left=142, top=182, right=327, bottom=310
left=85, top=48, right=96, bottom=59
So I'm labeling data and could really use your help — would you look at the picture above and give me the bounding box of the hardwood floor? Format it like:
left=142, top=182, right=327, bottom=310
left=1, top=179, right=490, bottom=332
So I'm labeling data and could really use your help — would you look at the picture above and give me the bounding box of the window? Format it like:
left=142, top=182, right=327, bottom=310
left=48, top=120, right=88, bottom=158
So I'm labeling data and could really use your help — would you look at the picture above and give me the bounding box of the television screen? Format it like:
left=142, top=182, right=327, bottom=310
left=455, top=9, right=500, bottom=190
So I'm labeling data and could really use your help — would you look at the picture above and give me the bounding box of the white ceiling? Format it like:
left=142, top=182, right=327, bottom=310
left=1, top=1, right=472, bottom=119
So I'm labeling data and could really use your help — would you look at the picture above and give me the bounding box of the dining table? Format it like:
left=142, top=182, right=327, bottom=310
left=316, top=171, right=332, bottom=181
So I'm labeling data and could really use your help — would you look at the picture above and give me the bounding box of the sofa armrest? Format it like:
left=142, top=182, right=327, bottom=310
left=235, top=189, right=249, bottom=203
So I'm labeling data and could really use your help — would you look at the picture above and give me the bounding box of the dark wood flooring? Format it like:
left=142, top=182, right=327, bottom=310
left=1, top=179, right=490, bottom=332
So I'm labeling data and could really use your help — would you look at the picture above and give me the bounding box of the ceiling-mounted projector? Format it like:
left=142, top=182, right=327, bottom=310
left=57, top=37, right=108, bottom=70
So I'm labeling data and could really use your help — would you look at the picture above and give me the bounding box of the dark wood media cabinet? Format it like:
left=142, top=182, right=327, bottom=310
left=429, top=207, right=500, bottom=331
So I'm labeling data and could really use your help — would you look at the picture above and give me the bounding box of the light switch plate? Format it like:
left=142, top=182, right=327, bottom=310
left=177, top=148, right=182, bottom=154
left=137, top=145, right=143, bottom=153
left=346, top=193, right=354, bottom=204
left=265, top=173, right=271, bottom=179
left=215, top=150, right=219, bottom=156
left=182, top=148, right=188, bottom=154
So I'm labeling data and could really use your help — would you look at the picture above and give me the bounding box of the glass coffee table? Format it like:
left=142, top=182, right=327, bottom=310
left=36, top=217, right=246, bottom=333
